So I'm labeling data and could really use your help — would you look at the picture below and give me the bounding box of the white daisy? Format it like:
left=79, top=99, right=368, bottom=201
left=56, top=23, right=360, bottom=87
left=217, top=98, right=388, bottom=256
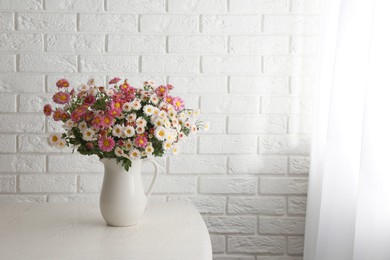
left=143, top=105, right=155, bottom=116
left=114, top=147, right=124, bottom=157
left=204, top=122, right=210, bottom=131
left=64, top=119, right=75, bottom=130
left=126, top=113, right=137, bottom=122
left=164, top=120, right=171, bottom=128
left=153, top=118, right=164, bottom=127
left=131, top=100, right=141, bottom=110
left=124, top=139, right=133, bottom=150
left=56, top=138, right=66, bottom=149
left=166, top=133, right=176, bottom=143
left=48, top=133, right=62, bottom=146
left=78, top=84, right=89, bottom=92
left=178, top=132, right=185, bottom=140
left=186, top=110, right=193, bottom=117
left=106, top=89, right=115, bottom=97
left=171, top=118, right=179, bottom=128
left=78, top=121, right=88, bottom=132
left=123, top=125, right=135, bottom=138
left=136, top=117, right=147, bottom=127
left=185, top=122, right=191, bottom=128
left=158, top=110, right=167, bottom=119
left=193, top=109, right=200, bottom=117
left=191, top=125, right=198, bottom=134
left=154, top=126, right=167, bottom=141
left=168, top=110, right=177, bottom=119
left=112, top=124, right=123, bottom=137
left=145, top=145, right=154, bottom=155
left=172, top=146, right=179, bottom=155
left=82, top=128, right=95, bottom=141
left=136, top=126, right=145, bottom=134
left=129, top=148, right=141, bottom=159
left=163, top=141, right=172, bottom=150
left=123, top=102, right=132, bottom=112
left=150, top=94, right=159, bottom=105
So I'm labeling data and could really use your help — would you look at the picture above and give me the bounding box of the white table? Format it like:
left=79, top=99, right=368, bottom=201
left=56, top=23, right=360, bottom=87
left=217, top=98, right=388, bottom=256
left=0, top=202, right=212, bottom=260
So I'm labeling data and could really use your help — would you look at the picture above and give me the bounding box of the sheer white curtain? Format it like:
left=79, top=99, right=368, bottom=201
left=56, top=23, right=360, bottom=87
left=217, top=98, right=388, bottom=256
left=304, top=0, right=390, bottom=259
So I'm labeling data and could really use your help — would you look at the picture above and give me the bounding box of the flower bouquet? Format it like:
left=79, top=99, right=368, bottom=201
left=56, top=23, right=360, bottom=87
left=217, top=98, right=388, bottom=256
left=43, top=77, right=209, bottom=171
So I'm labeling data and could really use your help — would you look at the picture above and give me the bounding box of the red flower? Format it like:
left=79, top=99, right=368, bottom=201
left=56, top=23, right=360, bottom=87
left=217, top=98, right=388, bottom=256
left=43, top=104, right=52, bottom=116
left=84, top=95, right=96, bottom=106
left=56, top=79, right=70, bottom=88
left=109, top=77, right=121, bottom=84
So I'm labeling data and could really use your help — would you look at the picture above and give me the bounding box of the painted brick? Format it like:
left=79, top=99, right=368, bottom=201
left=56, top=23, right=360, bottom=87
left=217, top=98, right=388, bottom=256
left=0, top=195, right=45, bottom=203
left=19, top=54, right=77, bottom=73
left=228, top=197, right=286, bottom=215
left=288, top=237, right=304, bottom=255
left=0, top=115, right=44, bottom=133
left=0, top=75, right=44, bottom=93
left=210, top=235, right=226, bottom=253
left=143, top=175, right=197, bottom=194
left=288, top=197, right=307, bottom=215
left=48, top=155, right=102, bottom=172
left=288, top=116, right=312, bottom=134
left=108, top=35, right=165, bottom=53
left=289, top=156, right=310, bottom=174
left=47, top=75, right=106, bottom=91
left=228, top=156, right=288, bottom=174
left=257, top=257, right=302, bottom=260
left=202, top=56, right=261, bottom=74
left=48, top=194, right=99, bottom=203
left=168, top=76, right=227, bottom=94
left=46, top=34, right=104, bottom=53
left=229, top=0, right=289, bottom=13
left=228, top=236, right=286, bottom=254
left=0, top=0, right=43, bottom=10
left=178, top=135, right=197, bottom=154
left=214, top=257, right=255, bottom=260
left=263, top=15, right=319, bottom=34
left=202, top=15, right=261, bottom=34
left=142, top=56, right=199, bottom=73
left=169, top=36, right=227, bottom=54
left=0, top=13, right=14, bottom=30
left=199, top=177, right=257, bottom=194
left=19, top=94, right=52, bottom=112
left=0, top=54, right=15, bottom=72
left=17, top=13, right=75, bottom=31
left=79, top=174, right=103, bottom=192
left=228, top=116, right=286, bottom=134
left=204, top=216, right=257, bottom=234
left=19, top=175, right=77, bottom=192
left=263, top=56, right=317, bottom=76
left=0, top=135, right=16, bottom=152
left=107, top=0, right=165, bottom=12
left=291, top=36, right=318, bottom=55
left=291, top=0, right=320, bottom=13
left=230, top=36, right=289, bottom=54
left=201, top=96, right=259, bottom=114
left=199, top=136, right=257, bottom=154
left=0, top=155, right=45, bottom=172
left=140, top=15, right=198, bottom=33
left=0, top=34, right=42, bottom=51
left=290, top=77, right=316, bottom=95
left=45, top=0, right=103, bottom=11
left=230, top=76, right=289, bottom=94
left=142, top=157, right=167, bottom=174
left=0, top=175, right=16, bottom=192
left=258, top=217, right=305, bottom=235
left=169, top=155, right=226, bottom=174
left=174, top=94, right=199, bottom=108
left=262, top=97, right=312, bottom=114
left=79, top=14, right=137, bottom=32
left=0, top=94, right=16, bottom=112
left=168, top=196, right=226, bottom=214
left=259, top=177, right=308, bottom=195
left=199, top=115, right=226, bottom=134
left=80, top=55, right=138, bottom=73
left=18, top=135, right=71, bottom=153
left=258, top=136, right=311, bottom=155
left=168, top=0, right=226, bottom=12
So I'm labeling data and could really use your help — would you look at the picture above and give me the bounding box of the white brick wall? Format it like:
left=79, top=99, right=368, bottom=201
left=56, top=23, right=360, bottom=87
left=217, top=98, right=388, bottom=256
left=0, top=0, right=318, bottom=259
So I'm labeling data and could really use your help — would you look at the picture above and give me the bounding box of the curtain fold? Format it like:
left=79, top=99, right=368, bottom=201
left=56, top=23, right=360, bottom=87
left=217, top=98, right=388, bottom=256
left=304, top=0, right=390, bottom=259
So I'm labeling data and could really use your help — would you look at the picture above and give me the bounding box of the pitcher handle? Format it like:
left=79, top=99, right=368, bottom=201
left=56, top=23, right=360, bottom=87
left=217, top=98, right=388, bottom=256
left=143, top=158, right=159, bottom=199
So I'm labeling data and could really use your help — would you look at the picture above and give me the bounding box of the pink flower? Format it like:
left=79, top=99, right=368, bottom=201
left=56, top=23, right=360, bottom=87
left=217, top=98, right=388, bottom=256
left=167, top=84, right=174, bottom=90
left=53, top=108, right=67, bottom=121
left=53, top=91, right=71, bottom=104
left=120, top=82, right=131, bottom=92
left=165, top=95, right=173, bottom=104
left=92, top=115, right=103, bottom=128
left=109, top=77, right=121, bottom=84
left=98, top=137, right=115, bottom=152
left=43, top=104, right=52, bottom=116
left=172, top=97, right=185, bottom=111
left=108, top=108, right=121, bottom=117
left=155, top=85, right=168, bottom=98
left=84, top=94, right=96, bottom=106
left=56, top=79, right=70, bottom=88
left=71, top=110, right=82, bottom=123
left=100, top=115, right=114, bottom=128
left=84, top=111, right=94, bottom=122
left=134, top=135, right=148, bottom=148
left=86, top=142, right=94, bottom=150
left=110, top=100, right=123, bottom=111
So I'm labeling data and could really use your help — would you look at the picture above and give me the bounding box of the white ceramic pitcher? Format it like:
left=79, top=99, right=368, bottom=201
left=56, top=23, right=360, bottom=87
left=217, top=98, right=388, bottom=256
left=99, top=158, right=159, bottom=227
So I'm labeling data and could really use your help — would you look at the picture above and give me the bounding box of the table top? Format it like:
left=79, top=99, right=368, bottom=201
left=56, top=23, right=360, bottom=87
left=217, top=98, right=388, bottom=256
left=0, top=202, right=212, bottom=260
